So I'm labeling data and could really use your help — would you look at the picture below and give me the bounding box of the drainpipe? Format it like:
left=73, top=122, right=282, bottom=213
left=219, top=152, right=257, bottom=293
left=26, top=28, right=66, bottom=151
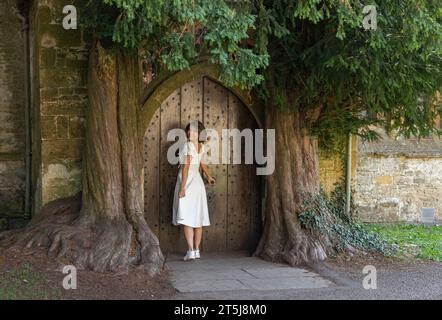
left=345, top=133, right=352, bottom=216
left=15, top=8, right=32, bottom=220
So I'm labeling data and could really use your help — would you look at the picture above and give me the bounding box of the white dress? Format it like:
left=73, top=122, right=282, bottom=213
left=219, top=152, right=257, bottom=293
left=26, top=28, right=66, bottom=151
left=172, top=141, right=210, bottom=228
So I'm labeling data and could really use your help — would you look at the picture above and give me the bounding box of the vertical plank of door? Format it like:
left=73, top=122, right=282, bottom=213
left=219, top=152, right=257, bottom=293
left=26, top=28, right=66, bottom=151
left=237, top=102, right=261, bottom=253
left=227, top=93, right=252, bottom=250
left=178, top=77, right=203, bottom=252
left=159, top=89, right=181, bottom=253
left=181, top=78, right=203, bottom=126
left=203, top=77, right=228, bottom=251
left=143, top=108, right=160, bottom=237
left=241, top=104, right=261, bottom=253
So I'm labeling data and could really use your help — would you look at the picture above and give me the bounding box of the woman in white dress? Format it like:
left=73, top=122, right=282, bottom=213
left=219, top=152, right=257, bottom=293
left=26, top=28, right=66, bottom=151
left=173, top=120, right=215, bottom=261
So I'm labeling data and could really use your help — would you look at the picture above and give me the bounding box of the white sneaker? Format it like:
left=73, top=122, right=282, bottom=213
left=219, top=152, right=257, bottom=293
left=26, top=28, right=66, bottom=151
left=194, top=249, right=200, bottom=259
left=183, top=250, right=195, bottom=261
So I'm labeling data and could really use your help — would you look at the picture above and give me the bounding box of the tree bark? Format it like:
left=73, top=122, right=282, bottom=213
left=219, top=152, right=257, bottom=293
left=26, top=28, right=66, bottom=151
left=0, top=40, right=164, bottom=275
left=253, top=72, right=328, bottom=265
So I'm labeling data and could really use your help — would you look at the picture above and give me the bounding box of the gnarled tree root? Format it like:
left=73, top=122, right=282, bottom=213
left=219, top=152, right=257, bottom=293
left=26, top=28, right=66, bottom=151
left=0, top=192, right=164, bottom=275
left=254, top=227, right=329, bottom=266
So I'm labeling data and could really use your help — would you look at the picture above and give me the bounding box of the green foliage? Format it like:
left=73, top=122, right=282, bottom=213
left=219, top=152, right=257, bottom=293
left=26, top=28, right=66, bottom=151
left=82, top=0, right=269, bottom=89
left=81, top=0, right=442, bottom=142
left=298, top=179, right=396, bottom=256
left=254, top=0, right=442, bottom=144
left=365, top=223, right=442, bottom=262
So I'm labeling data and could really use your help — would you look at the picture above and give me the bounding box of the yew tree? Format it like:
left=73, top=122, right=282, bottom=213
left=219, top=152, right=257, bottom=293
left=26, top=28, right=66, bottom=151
left=1, top=0, right=441, bottom=272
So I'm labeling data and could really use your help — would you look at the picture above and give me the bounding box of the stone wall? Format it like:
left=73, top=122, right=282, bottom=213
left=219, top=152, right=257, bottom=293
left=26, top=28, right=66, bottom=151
left=0, top=0, right=27, bottom=230
left=354, top=131, right=442, bottom=222
left=319, top=151, right=345, bottom=194
left=31, top=0, right=88, bottom=213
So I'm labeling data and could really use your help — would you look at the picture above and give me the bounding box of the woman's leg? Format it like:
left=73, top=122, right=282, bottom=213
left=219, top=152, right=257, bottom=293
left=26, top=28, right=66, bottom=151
left=194, top=227, right=203, bottom=250
left=183, top=226, right=194, bottom=251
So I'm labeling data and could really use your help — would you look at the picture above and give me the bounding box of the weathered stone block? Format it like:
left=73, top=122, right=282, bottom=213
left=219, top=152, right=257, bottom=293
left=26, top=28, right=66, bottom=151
left=66, top=57, right=88, bottom=68
left=41, top=159, right=82, bottom=206
left=0, top=187, right=25, bottom=215
left=379, top=198, right=399, bottom=208
left=56, top=116, right=69, bottom=138
left=413, top=177, right=426, bottom=184
left=40, top=24, right=82, bottom=48
left=40, top=47, right=56, bottom=68
left=319, top=153, right=344, bottom=194
left=42, top=139, right=83, bottom=162
left=40, top=87, right=58, bottom=100
left=74, top=87, right=88, bottom=96
left=69, top=116, right=85, bottom=138
left=41, top=101, right=87, bottom=116
left=375, top=175, right=393, bottom=185
left=41, top=115, right=57, bottom=139
left=0, top=161, right=25, bottom=187
left=40, top=67, right=85, bottom=89
left=58, top=87, right=74, bottom=96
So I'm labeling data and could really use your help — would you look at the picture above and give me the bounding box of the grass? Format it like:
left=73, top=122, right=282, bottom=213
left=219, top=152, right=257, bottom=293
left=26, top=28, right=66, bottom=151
left=0, top=263, right=58, bottom=300
left=365, top=223, right=442, bottom=262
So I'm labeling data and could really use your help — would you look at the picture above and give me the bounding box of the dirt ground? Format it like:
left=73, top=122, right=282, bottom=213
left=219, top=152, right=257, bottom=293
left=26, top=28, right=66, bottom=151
left=0, top=248, right=176, bottom=300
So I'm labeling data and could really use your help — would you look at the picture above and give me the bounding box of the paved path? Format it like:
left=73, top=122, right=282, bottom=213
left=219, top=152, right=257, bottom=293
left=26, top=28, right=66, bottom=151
left=165, top=251, right=442, bottom=300
left=166, top=251, right=334, bottom=293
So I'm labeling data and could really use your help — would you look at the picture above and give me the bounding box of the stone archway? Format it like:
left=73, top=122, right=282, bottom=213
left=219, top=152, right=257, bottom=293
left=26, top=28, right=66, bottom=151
left=141, top=74, right=263, bottom=254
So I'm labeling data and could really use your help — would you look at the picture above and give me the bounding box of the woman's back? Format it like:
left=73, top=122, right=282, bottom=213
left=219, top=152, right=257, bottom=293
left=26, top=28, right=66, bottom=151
left=179, top=141, right=204, bottom=170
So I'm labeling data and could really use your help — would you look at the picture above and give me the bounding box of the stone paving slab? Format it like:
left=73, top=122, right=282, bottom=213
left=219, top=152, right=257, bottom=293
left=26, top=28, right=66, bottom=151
left=174, top=279, right=249, bottom=292
left=241, top=267, right=313, bottom=278
left=167, top=252, right=335, bottom=293
left=173, top=269, right=257, bottom=281
left=239, top=277, right=333, bottom=290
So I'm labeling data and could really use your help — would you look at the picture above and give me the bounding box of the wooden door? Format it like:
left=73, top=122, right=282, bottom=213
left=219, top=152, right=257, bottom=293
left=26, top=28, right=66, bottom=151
left=143, top=76, right=261, bottom=253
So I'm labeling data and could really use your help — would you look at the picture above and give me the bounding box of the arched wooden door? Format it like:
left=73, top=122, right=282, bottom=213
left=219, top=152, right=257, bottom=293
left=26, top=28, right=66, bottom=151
left=143, top=76, right=261, bottom=253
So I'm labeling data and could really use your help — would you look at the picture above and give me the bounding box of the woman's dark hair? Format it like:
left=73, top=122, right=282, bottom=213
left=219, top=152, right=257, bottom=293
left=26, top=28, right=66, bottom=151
left=185, top=120, right=206, bottom=142
left=175, top=120, right=206, bottom=158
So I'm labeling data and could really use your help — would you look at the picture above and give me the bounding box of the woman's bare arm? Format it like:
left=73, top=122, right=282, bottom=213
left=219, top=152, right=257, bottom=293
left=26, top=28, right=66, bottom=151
left=200, top=160, right=215, bottom=185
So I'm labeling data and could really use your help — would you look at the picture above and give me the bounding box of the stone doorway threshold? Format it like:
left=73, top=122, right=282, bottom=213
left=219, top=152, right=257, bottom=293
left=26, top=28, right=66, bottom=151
left=166, top=251, right=334, bottom=293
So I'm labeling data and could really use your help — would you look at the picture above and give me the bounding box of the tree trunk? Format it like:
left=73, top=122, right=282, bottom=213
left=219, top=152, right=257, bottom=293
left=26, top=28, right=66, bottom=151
left=253, top=76, right=328, bottom=265
left=0, top=40, right=164, bottom=275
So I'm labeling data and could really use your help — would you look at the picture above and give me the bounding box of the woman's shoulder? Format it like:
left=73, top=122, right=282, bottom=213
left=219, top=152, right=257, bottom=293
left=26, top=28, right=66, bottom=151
left=180, top=141, right=205, bottom=155
left=181, top=141, right=197, bottom=155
